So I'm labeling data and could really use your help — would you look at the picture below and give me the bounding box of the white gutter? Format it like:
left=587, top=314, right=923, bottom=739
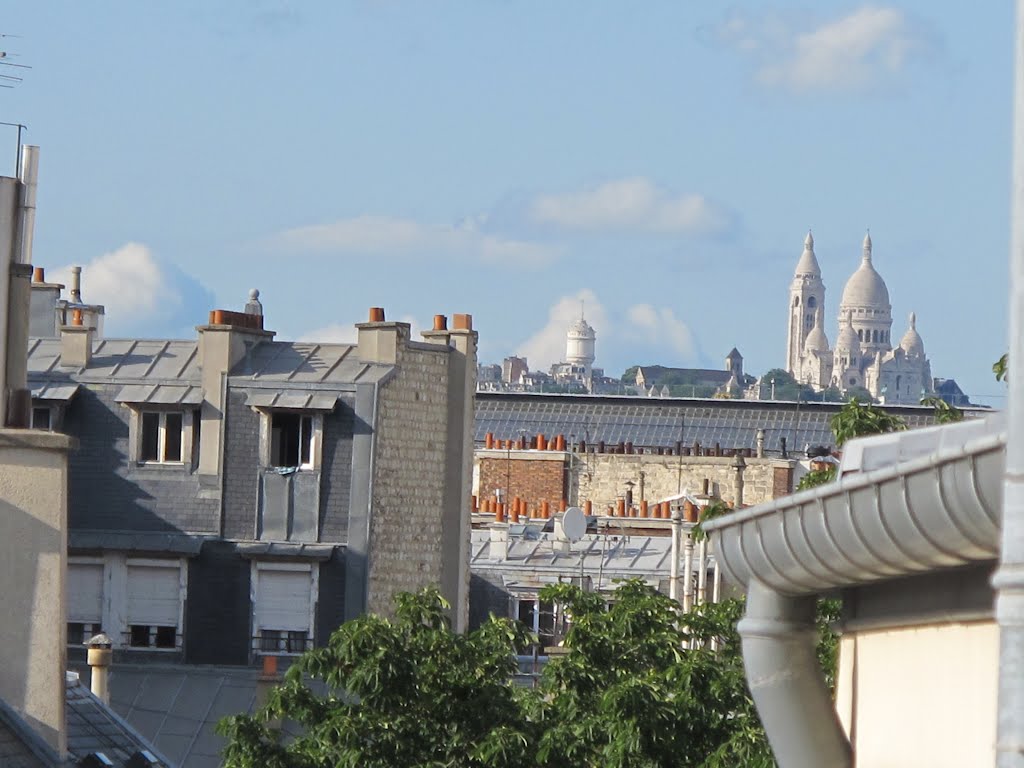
left=996, top=3, right=1024, bottom=765
left=703, top=416, right=1006, bottom=768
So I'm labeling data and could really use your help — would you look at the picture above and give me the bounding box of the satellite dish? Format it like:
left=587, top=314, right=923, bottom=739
left=562, top=506, right=586, bottom=543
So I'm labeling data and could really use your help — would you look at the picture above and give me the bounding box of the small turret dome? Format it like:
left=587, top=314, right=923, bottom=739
left=840, top=232, right=890, bottom=310
left=900, top=312, right=925, bottom=357
left=835, top=311, right=860, bottom=353
left=803, top=308, right=830, bottom=353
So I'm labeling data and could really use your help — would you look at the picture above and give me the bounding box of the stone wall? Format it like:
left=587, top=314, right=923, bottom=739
left=366, top=333, right=452, bottom=617
left=576, top=453, right=791, bottom=509
left=477, top=452, right=566, bottom=510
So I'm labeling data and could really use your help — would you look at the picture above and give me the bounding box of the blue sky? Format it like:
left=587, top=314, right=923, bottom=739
left=3, top=1, right=1014, bottom=404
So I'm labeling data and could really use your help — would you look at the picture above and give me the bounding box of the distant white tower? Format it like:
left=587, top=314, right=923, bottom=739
left=786, top=231, right=826, bottom=376
left=566, top=304, right=597, bottom=379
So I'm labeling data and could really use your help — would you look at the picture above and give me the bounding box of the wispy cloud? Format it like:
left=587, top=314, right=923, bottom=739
left=51, top=243, right=214, bottom=338
left=717, top=6, right=931, bottom=92
left=275, top=214, right=560, bottom=267
left=529, top=178, right=730, bottom=235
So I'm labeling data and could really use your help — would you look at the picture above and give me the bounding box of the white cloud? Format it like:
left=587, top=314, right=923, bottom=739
left=529, top=178, right=729, bottom=235
left=718, top=6, right=927, bottom=91
left=517, top=290, right=607, bottom=370
left=515, top=291, right=696, bottom=372
left=50, top=243, right=214, bottom=337
left=276, top=214, right=559, bottom=267
left=625, top=304, right=696, bottom=360
left=297, top=314, right=420, bottom=345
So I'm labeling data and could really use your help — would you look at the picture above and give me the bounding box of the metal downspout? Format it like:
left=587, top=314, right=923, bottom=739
left=996, top=2, right=1024, bottom=764
left=738, top=582, right=851, bottom=768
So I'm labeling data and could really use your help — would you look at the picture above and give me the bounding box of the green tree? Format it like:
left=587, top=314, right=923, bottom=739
left=218, top=587, right=536, bottom=768
left=920, top=395, right=964, bottom=424
left=218, top=583, right=840, bottom=768
left=830, top=398, right=905, bottom=447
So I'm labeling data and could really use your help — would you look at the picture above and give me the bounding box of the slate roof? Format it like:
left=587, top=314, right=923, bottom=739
left=475, top=392, right=957, bottom=454
left=0, top=697, right=58, bottom=768
left=65, top=672, right=175, bottom=767
left=72, top=663, right=263, bottom=768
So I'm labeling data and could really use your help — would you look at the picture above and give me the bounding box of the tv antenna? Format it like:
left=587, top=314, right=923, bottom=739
left=0, top=33, right=30, bottom=89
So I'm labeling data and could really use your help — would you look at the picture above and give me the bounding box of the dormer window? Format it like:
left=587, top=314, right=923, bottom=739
left=116, top=384, right=203, bottom=468
left=271, top=412, right=314, bottom=469
left=141, top=411, right=184, bottom=463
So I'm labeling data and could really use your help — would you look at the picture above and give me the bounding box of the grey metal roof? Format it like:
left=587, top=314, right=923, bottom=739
left=114, top=384, right=203, bottom=406
left=703, top=415, right=1006, bottom=596
left=475, top=392, right=951, bottom=453
left=230, top=342, right=392, bottom=388
left=244, top=391, right=339, bottom=410
left=30, top=382, right=80, bottom=402
left=69, top=532, right=210, bottom=556
left=65, top=672, right=175, bottom=767
left=27, top=338, right=200, bottom=382
left=471, top=528, right=707, bottom=592
left=71, top=664, right=259, bottom=768
left=235, top=542, right=337, bottom=560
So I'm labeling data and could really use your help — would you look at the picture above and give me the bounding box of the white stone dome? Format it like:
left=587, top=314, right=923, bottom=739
left=568, top=317, right=595, bottom=339
left=900, top=312, right=925, bottom=357
left=840, top=233, right=890, bottom=309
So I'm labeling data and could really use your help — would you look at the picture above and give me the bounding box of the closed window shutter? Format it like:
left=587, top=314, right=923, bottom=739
left=256, top=570, right=311, bottom=633
left=68, top=563, right=103, bottom=623
left=127, top=566, right=180, bottom=626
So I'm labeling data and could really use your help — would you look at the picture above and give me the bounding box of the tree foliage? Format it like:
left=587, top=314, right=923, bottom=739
left=218, top=583, right=842, bottom=768
left=920, top=395, right=964, bottom=424
left=796, top=465, right=837, bottom=491
left=829, top=398, right=905, bottom=447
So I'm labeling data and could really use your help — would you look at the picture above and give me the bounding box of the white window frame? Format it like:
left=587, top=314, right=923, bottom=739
left=127, top=408, right=196, bottom=466
left=66, top=554, right=187, bottom=651
left=124, top=557, right=187, bottom=652
left=67, top=556, right=106, bottom=647
left=251, top=561, right=318, bottom=656
left=258, top=411, right=324, bottom=471
left=31, top=405, right=54, bottom=431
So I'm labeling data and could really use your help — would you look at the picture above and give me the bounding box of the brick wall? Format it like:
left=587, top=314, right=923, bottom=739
left=365, top=335, right=452, bottom=617
left=477, top=452, right=566, bottom=510
left=773, top=464, right=794, bottom=497
left=64, top=386, right=220, bottom=534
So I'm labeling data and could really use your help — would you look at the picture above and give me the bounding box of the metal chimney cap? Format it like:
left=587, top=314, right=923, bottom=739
left=85, top=632, right=112, bottom=649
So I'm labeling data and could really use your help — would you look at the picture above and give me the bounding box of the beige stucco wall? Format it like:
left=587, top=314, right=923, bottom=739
left=574, top=453, right=782, bottom=509
left=0, top=429, right=74, bottom=755
left=835, top=620, right=998, bottom=768
left=366, top=335, right=453, bottom=618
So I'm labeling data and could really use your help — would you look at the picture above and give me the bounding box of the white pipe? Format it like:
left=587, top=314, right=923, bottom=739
left=17, top=145, right=37, bottom=266
left=996, top=2, right=1024, bottom=763
left=682, top=532, right=693, bottom=612
left=739, top=583, right=851, bottom=768
left=670, top=508, right=682, bottom=604
left=696, top=538, right=707, bottom=606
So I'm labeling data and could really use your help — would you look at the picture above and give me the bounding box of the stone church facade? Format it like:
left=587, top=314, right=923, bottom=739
left=786, top=231, right=932, bottom=405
